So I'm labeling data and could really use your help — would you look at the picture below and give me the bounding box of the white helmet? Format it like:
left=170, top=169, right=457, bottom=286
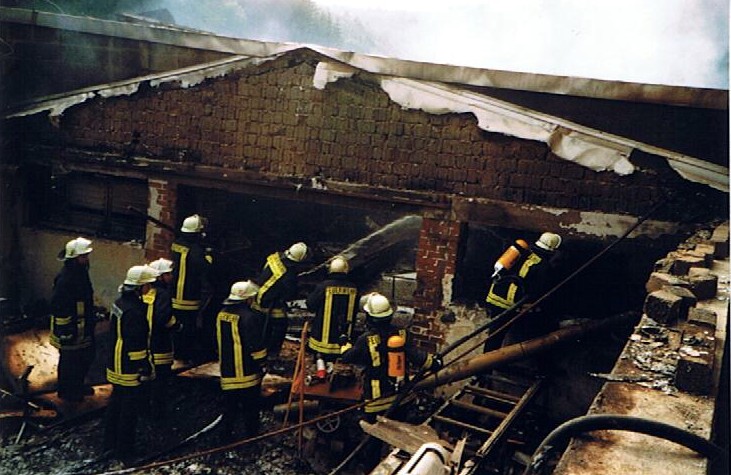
left=285, top=242, right=308, bottom=262
left=363, top=293, right=393, bottom=318
left=124, top=265, right=159, bottom=286
left=181, top=214, right=205, bottom=233
left=328, top=256, right=349, bottom=274
left=64, top=237, right=93, bottom=259
left=148, top=258, right=174, bottom=274
left=535, top=232, right=562, bottom=252
left=227, top=280, right=259, bottom=300
left=359, top=292, right=378, bottom=312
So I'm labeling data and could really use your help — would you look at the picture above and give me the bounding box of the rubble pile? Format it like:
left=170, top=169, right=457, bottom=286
left=0, top=373, right=320, bottom=475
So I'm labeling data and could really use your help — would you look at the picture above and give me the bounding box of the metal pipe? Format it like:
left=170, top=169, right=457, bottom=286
left=415, top=312, right=638, bottom=390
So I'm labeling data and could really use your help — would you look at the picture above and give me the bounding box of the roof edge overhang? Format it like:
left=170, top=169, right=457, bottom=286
left=1, top=6, right=727, bottom=110
left=5, top=51, right=729, bottom=193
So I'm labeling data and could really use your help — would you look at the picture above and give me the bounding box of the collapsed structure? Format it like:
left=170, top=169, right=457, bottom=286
left=0, top=7, right=728, bottom=474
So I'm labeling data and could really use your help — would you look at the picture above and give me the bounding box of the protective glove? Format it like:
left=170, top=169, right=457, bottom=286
left=340, top=342, right=353, bottom=354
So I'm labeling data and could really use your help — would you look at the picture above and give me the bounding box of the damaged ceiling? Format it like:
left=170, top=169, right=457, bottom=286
left=1, top=7, right=728, bottom=194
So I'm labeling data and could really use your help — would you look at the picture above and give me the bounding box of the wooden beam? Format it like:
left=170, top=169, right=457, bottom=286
left=360, top=417, right=453, bottom=454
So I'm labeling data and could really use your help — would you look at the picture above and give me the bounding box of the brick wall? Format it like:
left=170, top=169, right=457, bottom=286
left=410, top=218, right=462, bottom=351
left=15, top=49, right=726, bottom=350
left=57, top=51, right=688, bottom=218
left=145, top=178, right=176, bottom=261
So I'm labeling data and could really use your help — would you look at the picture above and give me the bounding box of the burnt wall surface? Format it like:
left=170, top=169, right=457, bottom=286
left=9, top=50, right=726, bottom=223
left=0, top=21, right=230, bottom=107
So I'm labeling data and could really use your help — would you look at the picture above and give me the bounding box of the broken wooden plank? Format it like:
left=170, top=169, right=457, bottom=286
left=360, top=417, right=453, bottom=454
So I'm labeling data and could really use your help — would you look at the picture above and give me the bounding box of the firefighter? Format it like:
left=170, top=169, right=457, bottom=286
left=170, top=214, right=213, bottom=364
left=144, top=258, right=181, bottom=419
left=217, top=280, right=267, bottom=443
left=253, top=242, right=309, bottom=364
left=306, top=256, right=359, bottom=362
left=103, top=265, right=158, bottom=463
left=341, top=293, right=441, bottom=423
left=50, top=237, right=96, bottom=402
left=483, top=232, right=562, bottom=351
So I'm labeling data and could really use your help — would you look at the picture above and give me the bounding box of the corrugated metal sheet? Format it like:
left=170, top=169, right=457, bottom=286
left=0, top=6, right=726, bottom=109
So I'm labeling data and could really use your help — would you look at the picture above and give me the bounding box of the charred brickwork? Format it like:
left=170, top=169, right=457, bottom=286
left=5, top=49, right=728, bottom=349
left=145, top=178, right=176, bottom=261
left=411, top=218, right=462, bottom=352
left=36, top=50, right=715, bottom=220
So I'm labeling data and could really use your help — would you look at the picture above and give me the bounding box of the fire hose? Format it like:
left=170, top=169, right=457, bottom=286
left=523, top=414, right=728, bottom=475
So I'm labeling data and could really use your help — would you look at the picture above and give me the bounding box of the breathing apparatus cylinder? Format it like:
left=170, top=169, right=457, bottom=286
left=387, top=334, right=406, bottom=390
left=492, top=239, right=530, bottom=278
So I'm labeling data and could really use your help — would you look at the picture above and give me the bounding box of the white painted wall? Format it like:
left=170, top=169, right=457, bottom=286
left=18, top=228, right=146, bottom=311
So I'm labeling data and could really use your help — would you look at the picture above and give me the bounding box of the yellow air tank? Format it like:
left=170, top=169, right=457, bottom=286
left=387, top=335, right=406, bottom=379
left=492, top=239, right=530, bottom=278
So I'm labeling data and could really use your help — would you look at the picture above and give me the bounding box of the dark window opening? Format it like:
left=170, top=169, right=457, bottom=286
left=174, top=185, right=418, bottom=300
left=453, top=223, right=673, bottom=319
left=25, top=165, right=147, bottom=242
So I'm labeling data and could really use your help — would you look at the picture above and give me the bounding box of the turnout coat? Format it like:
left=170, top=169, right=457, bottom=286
left=50, top=260, right=95, bottom=350
left=216, top=301, right=268, bottom=390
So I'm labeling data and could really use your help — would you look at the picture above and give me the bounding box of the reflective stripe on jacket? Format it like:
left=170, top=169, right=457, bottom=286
left=342, top=325, right=433, bottom=415
left=144, top=285, right=177, bottom=366
left=306, top=276, right=358, bottom=355
left=50, top=261, right=95, bottom=350
left=486, top=252, right=544, bottom=310
left=217, top=302, right=267, bottom=391
left=106, top=291, right=151, bottom=387
left=255, top=252, right=298, bottom=319
left=171, top=235, right=211, bottom=311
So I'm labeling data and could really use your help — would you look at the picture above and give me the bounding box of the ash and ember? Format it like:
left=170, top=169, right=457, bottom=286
left=0, top=335, right=438, bottom=475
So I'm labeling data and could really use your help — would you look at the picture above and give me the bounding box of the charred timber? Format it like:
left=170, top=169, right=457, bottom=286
left=415, top=312, right=639, bottom=390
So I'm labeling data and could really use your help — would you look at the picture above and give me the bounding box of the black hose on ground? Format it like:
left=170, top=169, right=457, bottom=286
left=523, top=414, right=728, bottom=475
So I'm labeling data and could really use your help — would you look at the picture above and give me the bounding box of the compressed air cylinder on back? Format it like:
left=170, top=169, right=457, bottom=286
left=492, top=239, right=530, bottom=278
left=387, top=334, right=406, bottom=379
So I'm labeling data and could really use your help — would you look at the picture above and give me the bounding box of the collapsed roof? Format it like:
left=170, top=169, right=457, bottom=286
left=2, top=7, right=728, bottom=192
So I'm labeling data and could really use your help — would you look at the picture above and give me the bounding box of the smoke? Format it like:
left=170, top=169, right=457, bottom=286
left=316, top=0, right=729, bottom=89
left=118, top=0, right=728, bottom=89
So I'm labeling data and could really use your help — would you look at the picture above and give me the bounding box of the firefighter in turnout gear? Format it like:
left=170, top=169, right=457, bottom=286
left=341, top=293, right=441, bottom=423
left=144, top=258, right=181, bottom=419
left=50, top=237, right=96, bottom=402
left=306, top=256, right=359, bottom=361
left=254, top=242, right=308, bottom=361
left=170, top=214, right=213, bottom=363
left=104, top=265, right=158, bottom=463
left=483, top=232, right=562, bottom=352
left=217, top=280, right=268, bottom=443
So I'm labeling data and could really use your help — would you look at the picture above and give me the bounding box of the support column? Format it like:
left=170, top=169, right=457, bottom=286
left=145, top=178, right=177, bottom=261
left=412, top=217, right=463, bottom=351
